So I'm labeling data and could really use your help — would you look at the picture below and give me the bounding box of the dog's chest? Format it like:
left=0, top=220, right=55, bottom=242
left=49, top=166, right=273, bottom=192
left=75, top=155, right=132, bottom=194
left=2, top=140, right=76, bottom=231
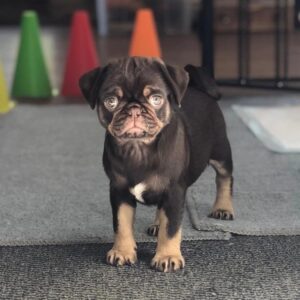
left=129, top=175, right=169, bottom=204
left=129, top=183, right=147, bottom=203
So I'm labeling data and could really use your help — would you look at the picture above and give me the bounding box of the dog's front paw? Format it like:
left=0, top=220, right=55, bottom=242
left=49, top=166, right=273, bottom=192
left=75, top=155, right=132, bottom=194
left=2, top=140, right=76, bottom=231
left=147, top=224, right=159, bottom=236
left=106, top=248, right=137, bottom=266
left=209, top=209, right=234, bottom=220
left=151, top=253, right=185, bottom=272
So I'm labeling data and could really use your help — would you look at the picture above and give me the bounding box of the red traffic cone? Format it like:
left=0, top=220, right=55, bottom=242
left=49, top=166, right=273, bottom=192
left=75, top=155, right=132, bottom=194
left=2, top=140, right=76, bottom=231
left=61, top=10, right=100, bottom=97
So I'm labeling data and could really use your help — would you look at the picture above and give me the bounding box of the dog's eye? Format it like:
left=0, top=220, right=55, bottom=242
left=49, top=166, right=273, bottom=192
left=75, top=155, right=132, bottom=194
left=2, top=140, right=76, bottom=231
left=149, top=94, right=163, bottom=107
left=104, top=96, right=119, bottom=111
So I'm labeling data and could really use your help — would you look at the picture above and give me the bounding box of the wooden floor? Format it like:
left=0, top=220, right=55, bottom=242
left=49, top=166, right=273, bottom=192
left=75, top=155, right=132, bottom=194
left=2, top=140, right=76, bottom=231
left=0, top=27, right=300, bottom=97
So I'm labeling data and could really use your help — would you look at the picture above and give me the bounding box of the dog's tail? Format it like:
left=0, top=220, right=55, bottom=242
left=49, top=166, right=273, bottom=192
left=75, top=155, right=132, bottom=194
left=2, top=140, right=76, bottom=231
left=184, top=65, right=221, bottom=100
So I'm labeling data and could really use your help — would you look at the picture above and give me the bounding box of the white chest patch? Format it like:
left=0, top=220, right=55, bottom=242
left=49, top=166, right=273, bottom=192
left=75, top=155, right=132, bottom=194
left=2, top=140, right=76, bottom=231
left=129, top=183, right=147, bottom=203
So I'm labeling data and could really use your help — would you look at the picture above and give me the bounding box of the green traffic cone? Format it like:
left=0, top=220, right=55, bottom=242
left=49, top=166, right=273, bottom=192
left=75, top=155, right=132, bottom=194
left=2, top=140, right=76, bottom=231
left=11, top=11, right=52, bottom=99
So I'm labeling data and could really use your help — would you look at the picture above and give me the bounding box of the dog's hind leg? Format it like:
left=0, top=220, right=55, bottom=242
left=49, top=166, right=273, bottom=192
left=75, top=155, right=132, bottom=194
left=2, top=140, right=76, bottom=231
left=147, top=208, right=160, bottom=237
left=209, top=137, right=234, bottom=220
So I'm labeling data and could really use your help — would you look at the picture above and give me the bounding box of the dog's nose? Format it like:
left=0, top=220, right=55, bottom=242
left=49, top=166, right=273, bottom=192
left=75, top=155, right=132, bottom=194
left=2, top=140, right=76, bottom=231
left=127, top=105, right=141, bottom=118
left=131, top=107, right=141, bottom=118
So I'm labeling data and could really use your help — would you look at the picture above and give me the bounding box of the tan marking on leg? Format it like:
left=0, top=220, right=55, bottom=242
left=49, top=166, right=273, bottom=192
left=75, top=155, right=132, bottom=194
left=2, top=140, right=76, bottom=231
left=151, top=210, right=184, bottom=272
left=147, top=208, right=160, bottom=237
left=107, top=203, right=137, bottom=266
left=212, top=176, right=234, bottom=216
left=209, top=159, right=234, bottom=220
left=209, top=159, right=228, bottom=176
left=209, top=176, right=234, bottom=220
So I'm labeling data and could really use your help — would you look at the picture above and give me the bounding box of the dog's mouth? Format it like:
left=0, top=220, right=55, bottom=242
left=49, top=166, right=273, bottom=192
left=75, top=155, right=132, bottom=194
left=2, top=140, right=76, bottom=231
left=109, top=124, right=159, bottom=143
left=120, top=126, right=149, bottom=139
left=107, top=104, right=165, bottom=143
left=109, top=117, right=160, bottom=141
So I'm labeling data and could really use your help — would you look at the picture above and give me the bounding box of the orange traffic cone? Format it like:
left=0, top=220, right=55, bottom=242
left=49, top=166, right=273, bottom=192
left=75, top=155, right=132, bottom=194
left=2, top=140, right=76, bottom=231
left=61, top=10, right=100, bottom=97
left=129, top=9, right=161, bottom=58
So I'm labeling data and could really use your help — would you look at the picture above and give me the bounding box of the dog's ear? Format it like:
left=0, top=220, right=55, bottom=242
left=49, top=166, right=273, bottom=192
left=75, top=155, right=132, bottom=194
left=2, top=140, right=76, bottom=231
left=157, top=63, right=189, bottom=106
left=184, top=65, right=221, bottom=100
left=79, top=67, right=107, bottom=109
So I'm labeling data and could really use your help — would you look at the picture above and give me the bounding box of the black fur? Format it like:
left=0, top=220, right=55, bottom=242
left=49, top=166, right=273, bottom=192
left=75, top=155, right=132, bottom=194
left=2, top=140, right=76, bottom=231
left=79, top=57, right=233, bottom=239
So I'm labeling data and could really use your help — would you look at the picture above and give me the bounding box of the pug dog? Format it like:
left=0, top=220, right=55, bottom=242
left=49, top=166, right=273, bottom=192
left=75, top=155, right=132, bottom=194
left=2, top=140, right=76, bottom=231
left=79, top=57, right=234, bottom=272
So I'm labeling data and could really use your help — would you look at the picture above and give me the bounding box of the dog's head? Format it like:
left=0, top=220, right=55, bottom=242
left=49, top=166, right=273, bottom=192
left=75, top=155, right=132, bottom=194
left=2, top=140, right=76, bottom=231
left=79, top=57, right=189, bottom=144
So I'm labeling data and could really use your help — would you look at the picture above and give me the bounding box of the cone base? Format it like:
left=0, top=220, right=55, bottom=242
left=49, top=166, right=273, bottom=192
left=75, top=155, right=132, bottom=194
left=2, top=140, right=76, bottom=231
left=12, top=93, right=53, bottom=100
left=0, top=100, right=15, bottom=114
left=13, top=97, right=52, bottom=104
left=51, top=95, right=85, bottom=105
left=12, top=88, right=55, bottom=102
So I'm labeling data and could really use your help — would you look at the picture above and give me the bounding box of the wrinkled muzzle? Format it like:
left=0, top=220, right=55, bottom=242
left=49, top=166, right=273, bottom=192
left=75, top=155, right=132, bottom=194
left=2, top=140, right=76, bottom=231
left=108, top=103, right=163, bottom=140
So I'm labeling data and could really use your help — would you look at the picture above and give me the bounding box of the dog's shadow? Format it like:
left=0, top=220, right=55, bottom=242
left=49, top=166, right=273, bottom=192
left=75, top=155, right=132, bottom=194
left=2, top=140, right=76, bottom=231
left=136, top=244, right=155, bottom=265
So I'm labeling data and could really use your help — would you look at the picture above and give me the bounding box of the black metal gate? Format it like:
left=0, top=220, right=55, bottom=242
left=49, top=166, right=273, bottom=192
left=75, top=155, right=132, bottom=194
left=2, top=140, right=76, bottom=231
left=201, top=0, right=300, bottom=90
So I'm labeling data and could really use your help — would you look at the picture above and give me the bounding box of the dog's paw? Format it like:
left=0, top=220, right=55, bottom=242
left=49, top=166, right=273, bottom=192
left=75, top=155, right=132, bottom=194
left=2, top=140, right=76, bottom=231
left=106, top=248, right=137, bottom=266
left=208, top=209, right=234, bottom=220
left=151, top=253, right=185, bottom=272
left=147, top=224, right=159, bottom=237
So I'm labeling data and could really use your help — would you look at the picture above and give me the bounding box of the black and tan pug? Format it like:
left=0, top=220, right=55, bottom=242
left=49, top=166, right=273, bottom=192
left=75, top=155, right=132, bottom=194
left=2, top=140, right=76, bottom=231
left=79, top=57, right=234, bottom=272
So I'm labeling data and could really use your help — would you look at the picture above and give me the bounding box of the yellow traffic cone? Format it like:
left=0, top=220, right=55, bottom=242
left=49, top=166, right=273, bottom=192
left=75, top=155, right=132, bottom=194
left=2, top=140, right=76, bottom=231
left=0, top=62, right=15, bottom=113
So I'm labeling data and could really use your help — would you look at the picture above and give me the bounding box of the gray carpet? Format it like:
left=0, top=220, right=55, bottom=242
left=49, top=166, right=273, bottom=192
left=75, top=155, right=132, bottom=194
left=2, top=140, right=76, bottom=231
left=0, top=103, right=299, bottom=246
left=187, top=100, right=300, bottom=235
left=0, top=104, right=228, bottom=246
left=0, top=236, right=299, bottom=300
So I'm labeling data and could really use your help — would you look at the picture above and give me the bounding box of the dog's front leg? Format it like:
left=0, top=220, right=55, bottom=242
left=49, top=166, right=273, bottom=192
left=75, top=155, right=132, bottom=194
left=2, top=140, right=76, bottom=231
left=151, top=186, right=186, bottom=272
left=106, top=187, right=137, bottom=266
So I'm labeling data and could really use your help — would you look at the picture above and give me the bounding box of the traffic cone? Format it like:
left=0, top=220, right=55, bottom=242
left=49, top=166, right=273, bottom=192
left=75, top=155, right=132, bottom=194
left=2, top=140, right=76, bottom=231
left=61, top=10, right=100, bottom=97
left=0, top=62, right=15, bottom=113
left=11, top=11, right=52, bottom=99
left=129, top=9, right=161, bottom=58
